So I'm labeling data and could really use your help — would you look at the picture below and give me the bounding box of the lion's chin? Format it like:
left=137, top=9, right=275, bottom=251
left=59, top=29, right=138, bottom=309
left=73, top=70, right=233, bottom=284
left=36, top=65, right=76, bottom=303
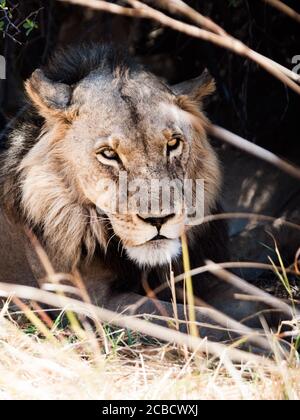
left=125, top=239, right=181, bottom=268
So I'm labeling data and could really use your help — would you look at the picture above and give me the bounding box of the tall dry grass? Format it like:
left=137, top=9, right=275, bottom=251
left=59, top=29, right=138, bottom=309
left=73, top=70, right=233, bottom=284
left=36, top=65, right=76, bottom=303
left=0, top=307, right=300, bottom=400
left=0, top=240, right=299, bottom=400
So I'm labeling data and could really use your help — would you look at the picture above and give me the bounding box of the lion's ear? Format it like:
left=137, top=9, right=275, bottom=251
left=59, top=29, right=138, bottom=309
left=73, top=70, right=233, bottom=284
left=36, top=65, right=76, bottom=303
left=172, top=69, right=216, bottom=103
left=25, top=69, right=72, bottom=121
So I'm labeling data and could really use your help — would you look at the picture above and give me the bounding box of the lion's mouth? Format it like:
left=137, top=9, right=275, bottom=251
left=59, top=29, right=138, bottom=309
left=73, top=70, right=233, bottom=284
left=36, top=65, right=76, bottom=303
left=149, top=234, right=168, bottom=242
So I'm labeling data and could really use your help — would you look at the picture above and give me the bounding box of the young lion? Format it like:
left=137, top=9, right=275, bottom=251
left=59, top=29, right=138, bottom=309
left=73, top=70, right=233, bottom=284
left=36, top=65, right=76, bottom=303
left=0, top=45, right=268, bottom=341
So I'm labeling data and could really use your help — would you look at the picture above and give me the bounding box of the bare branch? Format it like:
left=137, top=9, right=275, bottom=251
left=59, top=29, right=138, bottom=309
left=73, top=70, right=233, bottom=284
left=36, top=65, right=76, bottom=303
left=138, top=0, right=227, bottom=35
left=58, top=0, right=144, bottom=17
left=175, top=262, right=299, bottom=284
left=263, top=0, right=300, bottom=24
left=58, top=0, right=300, bottom=93
left=209, top=125, right=300, bottom=181
left=133, top=260, right=299, bottom=313
left=200, top=213, right=300, bottom=232
left=151, top=0, right=300, bottom=83
left=154, top=0, right=300, bottom=84
left=205, top=261, right=298, bottom=318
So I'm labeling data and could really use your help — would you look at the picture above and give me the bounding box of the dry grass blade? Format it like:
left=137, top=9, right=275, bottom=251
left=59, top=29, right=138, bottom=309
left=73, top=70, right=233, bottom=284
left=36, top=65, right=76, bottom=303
left=181, top=233, right=198, bottom=338
left=0, top=282, right=275, bottom=367
left=10, top=297, right=58, bottom=345
left=263, top=0, right=300, bottom=24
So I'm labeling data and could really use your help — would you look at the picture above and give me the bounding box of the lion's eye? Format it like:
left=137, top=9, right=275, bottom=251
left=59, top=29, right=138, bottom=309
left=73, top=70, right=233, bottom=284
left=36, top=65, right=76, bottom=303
left=98, top=148, right=119, bottom=161
left=167, top=137, right=181, bottom=155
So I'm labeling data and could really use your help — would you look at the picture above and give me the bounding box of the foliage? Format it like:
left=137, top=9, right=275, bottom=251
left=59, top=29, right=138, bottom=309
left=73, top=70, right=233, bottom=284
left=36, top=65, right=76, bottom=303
left=0, top=0, right=40, bottom=42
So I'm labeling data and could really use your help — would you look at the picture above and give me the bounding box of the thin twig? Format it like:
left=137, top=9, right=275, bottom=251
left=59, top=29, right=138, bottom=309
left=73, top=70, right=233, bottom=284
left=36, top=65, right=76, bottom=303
left=209, top=125, right=300, bottom=181
left=175, top=262, right=299, bottom=284
left=176, top=289, right=272, bottom=351
left=205, top=261, right=299, bottom=318
left=200, top=213, right=300, bottom=232
left=139, top=0, right=227, bottom=35
left=133, top=261, right=298, bottom=313
left=152, top=0, right=300, bottom=83
left=128, top=0, right=300, bottom=88
left=263, top=0, right=300, bottom=24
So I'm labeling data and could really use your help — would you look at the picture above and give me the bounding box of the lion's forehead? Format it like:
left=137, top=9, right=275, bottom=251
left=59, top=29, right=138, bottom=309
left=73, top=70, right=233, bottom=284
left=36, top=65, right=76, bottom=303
left=65, top=72, right=194, bottom=156
left=72, top=93, right=191, bottom=142
left=73, top=72, right=186, bottom=124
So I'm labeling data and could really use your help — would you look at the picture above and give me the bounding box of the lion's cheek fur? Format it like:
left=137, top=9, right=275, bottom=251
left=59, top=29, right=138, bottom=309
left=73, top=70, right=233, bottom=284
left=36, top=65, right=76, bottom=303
left=16, top=138, right=107, bottom=271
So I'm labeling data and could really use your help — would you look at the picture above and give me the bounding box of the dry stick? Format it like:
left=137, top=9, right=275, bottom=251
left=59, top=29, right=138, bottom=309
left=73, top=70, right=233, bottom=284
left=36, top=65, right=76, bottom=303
left=133, top=261, right=298, bottom=315
left=200, top=212, right=300, bottom=232
left=205, top=261, right=299, bottom=318
left=141, top=0, right=227, bottom=35
left=142, top=273, right=170, bottom=318
left=295, top=248, right=300, bottom=275
left=128, top=0, right=300, bottom=86
left=250, top=51, right=300, bottom=83
left=0, top=282, right=274, bottom=366
left=152, top=0, right=300, bottom=83
left=72, top=269, right=110, bottom=354
left=131, top=260, right=298, bottom=349
left=175, top=262, right=299, bottom=284
left=58, top=0, right=300, bottom=91
left=263, top=0, right=300, bottom=24
left=175, top=289, right=272, bottom=351
left=209, top=125, right=300, bottom=180
left=60, top=0, right=142, bottom=17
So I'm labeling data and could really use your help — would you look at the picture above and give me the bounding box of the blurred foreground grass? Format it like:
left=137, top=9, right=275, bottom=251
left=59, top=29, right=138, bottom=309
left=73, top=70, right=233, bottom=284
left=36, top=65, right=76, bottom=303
left=0, top=307, right=300, bottom=400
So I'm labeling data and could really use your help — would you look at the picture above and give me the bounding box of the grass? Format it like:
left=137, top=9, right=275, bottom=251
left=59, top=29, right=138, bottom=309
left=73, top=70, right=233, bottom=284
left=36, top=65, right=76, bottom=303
left=0, top=281, right=299, bottom=400
left=0, top=237, right=299, bottom=400
left=0, top=312, right=300, bottom=400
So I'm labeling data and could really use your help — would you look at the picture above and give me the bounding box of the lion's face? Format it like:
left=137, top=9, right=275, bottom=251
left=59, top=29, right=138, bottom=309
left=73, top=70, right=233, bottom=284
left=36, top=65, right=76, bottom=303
left=21, top=61, right=220, bottom=268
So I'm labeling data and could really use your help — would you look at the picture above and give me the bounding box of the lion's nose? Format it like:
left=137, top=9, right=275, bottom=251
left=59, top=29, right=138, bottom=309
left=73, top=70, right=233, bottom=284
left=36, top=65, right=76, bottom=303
left=137, top=214, right=175, bottom=230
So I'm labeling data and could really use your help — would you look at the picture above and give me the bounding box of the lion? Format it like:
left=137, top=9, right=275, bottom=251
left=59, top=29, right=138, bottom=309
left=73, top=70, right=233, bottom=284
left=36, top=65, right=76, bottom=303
left=0, top=44, right=276, bottom=342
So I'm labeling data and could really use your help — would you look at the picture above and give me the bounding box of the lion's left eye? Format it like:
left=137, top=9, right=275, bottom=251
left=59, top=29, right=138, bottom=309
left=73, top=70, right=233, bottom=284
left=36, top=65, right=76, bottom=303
left=167, top=137, right=181, bottom=155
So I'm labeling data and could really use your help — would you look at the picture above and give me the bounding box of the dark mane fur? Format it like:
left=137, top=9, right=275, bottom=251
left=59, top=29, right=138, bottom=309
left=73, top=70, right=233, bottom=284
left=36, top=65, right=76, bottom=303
left=43, top=43, right=136, bottom=85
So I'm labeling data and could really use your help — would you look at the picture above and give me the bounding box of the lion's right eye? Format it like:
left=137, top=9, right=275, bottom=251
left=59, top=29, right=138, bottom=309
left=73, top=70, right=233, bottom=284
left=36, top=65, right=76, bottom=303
left=97, top=148, right=119, bottom=162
